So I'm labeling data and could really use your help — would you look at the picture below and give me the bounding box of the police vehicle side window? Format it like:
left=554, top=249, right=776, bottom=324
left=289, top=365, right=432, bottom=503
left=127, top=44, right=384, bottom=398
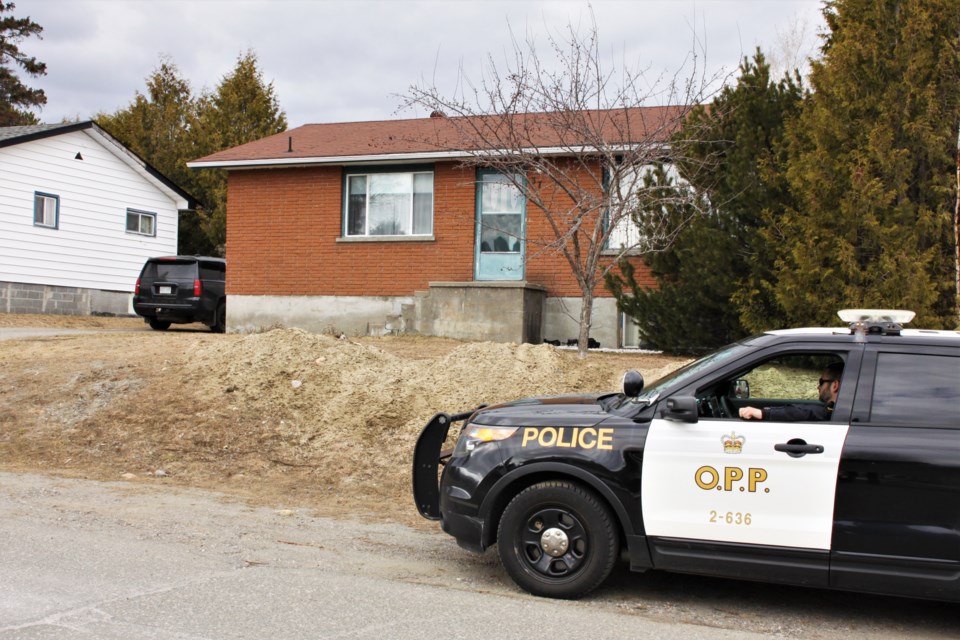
left=737, top=354, right=828, bottom=401
left=870, top=352, right=960, bottom=427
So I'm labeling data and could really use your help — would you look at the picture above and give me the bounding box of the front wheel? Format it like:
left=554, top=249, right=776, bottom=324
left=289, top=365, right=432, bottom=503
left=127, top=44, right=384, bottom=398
left=497, top=481, right=618, bottom=599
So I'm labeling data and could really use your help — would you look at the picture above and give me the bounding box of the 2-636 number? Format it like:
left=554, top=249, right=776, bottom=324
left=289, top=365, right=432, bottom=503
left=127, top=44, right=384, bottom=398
left=709, top=511, right=752, bottom=525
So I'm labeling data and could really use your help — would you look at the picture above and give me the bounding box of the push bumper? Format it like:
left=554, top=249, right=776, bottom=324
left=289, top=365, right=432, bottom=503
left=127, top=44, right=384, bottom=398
left=411, top=409, right=478, bottom=520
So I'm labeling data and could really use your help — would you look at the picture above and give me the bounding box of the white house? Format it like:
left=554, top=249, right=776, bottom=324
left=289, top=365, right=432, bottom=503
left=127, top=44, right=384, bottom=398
left=0, top=121, right=195, bottom=316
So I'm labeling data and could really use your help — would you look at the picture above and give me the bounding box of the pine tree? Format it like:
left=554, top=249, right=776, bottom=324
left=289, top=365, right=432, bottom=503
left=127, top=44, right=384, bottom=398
left=193, top=51, right=287, bottom=253
left=97, top=59, right=208, bottom=254
left=98, top=52, right=288, bottom=256
left=605, top=51, right=803, bottom=350
left=0, top=2, right=46, bottom=125
left=777, top=0, right=960, bottom=328
left=605, top=164, right=735, bottom=353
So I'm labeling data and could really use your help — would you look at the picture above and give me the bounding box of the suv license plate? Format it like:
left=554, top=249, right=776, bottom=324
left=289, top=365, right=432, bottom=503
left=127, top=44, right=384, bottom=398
left=159, top=286, right=172, bottom=295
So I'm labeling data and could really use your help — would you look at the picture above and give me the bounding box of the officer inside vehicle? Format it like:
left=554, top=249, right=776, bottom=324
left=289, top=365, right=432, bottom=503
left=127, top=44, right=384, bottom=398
left=738, top=361, right=843, bottom=421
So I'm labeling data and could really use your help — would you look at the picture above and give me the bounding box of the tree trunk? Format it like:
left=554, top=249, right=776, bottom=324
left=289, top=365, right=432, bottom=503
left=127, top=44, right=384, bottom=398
left=955, top=123, right=959, bottom=325
left=577, top=290, right=594, bottom=359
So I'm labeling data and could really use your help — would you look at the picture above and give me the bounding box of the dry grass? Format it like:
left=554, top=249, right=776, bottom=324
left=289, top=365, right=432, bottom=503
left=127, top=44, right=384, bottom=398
left=0, top=313, right=685, bottom=524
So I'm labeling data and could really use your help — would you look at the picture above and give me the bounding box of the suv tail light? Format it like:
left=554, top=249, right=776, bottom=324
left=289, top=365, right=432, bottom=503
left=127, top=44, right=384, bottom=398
left=193, top=279, right=202, bottom=297
left=135, top=277, right=141, bottom=295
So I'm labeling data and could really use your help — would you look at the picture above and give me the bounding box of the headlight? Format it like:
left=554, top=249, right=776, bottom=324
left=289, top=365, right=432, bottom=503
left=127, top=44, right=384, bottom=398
left=453, top=425, right=519, bottom=457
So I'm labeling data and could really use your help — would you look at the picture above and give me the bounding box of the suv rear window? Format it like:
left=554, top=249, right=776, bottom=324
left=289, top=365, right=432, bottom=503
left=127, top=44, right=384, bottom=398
left=142, top=261, right=198, bottom=280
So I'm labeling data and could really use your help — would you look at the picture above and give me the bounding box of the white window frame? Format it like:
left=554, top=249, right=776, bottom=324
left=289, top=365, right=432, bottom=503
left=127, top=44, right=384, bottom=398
left=33, top=192, right=59, bottom=229
left=343, top=169, right=434, bottom=238
left=125, top=208, right=157, bottom=237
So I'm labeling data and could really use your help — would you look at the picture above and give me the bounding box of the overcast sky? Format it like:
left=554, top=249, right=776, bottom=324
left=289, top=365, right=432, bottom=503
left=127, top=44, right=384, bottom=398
left=24, top=0, right=825, bottom=129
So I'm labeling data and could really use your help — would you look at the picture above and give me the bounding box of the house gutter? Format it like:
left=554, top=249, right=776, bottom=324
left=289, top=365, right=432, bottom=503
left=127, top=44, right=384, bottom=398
left=186, top=144, right=666, bottom=170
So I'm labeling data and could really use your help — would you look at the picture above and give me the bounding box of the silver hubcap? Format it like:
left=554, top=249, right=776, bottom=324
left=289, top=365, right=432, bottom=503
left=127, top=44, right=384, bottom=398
left=540, top=527, right=569, bottom=557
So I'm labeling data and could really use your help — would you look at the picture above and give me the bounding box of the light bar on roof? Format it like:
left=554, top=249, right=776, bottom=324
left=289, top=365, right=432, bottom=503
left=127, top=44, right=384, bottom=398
left=837, top=309, right=916, bottom=324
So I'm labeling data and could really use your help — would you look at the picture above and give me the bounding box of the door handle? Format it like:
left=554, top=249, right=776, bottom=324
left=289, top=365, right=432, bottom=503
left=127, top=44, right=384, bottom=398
left=775, top=440, right=824, bottom=457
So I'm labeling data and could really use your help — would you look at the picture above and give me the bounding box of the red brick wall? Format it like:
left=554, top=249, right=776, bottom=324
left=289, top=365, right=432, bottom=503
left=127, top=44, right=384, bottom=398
left=225, top=161, right=654, bottom=297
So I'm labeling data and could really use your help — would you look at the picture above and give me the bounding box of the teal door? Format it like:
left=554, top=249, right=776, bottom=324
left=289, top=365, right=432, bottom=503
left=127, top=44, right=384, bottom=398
left=475, top=171, right=525, bottom=280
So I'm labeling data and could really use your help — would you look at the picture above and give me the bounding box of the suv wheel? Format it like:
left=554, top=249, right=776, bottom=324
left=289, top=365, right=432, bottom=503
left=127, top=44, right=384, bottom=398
left=497, top=481, right=618, bottom=599
left=212, top=301, right=226, bottom=333
left=148, top=318, right=171, bottom=331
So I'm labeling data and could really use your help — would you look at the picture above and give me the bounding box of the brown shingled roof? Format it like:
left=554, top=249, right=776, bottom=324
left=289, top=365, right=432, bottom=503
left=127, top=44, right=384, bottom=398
left=190, top=106, right=682, bottom=167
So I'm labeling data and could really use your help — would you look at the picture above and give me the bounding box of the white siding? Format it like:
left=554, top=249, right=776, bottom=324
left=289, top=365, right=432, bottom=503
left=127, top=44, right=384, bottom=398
left=0, top=129, right=179, bottom=293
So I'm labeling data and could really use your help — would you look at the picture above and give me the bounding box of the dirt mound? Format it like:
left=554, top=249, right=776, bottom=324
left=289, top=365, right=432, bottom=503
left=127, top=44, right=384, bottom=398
left=180, top=329, right=645, bottom=504
left=0, top=321, right=685, bottom=521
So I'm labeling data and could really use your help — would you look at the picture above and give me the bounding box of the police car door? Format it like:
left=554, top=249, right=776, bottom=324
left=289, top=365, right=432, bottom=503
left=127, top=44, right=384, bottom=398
left=640, top=350, right=855, bottom=583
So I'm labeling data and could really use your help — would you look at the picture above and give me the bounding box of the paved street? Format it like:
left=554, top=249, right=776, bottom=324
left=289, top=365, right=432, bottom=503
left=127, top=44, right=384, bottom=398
left=1, top=473, right=768, bottom=640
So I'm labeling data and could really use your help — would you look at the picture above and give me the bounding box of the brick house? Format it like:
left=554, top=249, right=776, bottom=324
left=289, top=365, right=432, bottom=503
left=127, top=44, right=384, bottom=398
left=189, top=108, right=672, bottom=347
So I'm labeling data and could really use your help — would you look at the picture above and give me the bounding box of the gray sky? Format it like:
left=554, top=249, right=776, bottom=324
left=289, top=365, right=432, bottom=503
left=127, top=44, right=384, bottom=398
left=24, top=0, right=824, bottom=128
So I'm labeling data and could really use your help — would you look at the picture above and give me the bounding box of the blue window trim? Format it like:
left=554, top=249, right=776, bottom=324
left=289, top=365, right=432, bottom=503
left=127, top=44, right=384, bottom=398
left=33, top=192, right=59, bottom=229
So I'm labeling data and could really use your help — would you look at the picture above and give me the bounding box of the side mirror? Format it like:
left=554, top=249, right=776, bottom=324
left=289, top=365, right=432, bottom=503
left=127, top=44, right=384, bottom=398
left=622, top=370, right=644, bottom=397
left=663, top=396, right=699, bottom=423
left=732, top=379, right=750, bottom=399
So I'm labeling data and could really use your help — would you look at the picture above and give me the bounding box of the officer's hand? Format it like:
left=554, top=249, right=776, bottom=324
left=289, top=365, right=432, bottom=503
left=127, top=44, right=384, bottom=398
left=739, top=407, right=762, bottom=420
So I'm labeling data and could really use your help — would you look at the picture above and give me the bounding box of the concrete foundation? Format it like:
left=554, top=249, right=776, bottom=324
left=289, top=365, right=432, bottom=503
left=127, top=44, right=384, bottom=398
left=226, top=295, right=414, bottom=336
left=225, top=286, right=633, bottom=347
left=415, top=281, right=547, bottom=343
left=0, top=281, right=132, bottom=316
left=543, top=297, right=622, bottom=349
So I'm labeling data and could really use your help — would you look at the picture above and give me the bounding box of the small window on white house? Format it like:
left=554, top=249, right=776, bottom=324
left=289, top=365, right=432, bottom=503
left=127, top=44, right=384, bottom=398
left=33, top=192, right=59, bottom=228
left=126, top=209, right=156, bottom=236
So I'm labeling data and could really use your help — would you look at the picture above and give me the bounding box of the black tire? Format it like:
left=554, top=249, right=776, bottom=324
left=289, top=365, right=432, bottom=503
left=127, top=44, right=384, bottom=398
left=148, top=318, right=171, bottom=331
left=212, top=301, right=226, bottom=333
left=497, top=481, right=618, bottom=599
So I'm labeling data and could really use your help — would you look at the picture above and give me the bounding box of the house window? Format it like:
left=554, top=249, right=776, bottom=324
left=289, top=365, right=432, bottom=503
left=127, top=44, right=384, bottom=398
left=344, top=170, right=433, bottom=237
left=34, top=192, right=59, bottom=228
left=126, top=209, right=156, bottom=236
left=604, top=164, right=680, bottom=252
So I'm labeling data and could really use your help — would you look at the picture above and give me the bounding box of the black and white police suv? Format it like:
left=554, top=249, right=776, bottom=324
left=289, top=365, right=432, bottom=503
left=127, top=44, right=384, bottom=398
left=412, top=310, right=960, bottom=601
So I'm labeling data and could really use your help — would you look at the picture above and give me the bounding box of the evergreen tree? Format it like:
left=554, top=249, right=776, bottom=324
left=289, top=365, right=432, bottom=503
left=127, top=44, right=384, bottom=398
left=605, top=51, right=804, bottom=351
left=777, top=0, right=960, bottom=328
left=0, top=2, right=46, bottom=125
left=193, top=51, right=287, bottom=253
left=97, top=59, right=209, bottom=254
left=98, top=52, right=287, bottom=256
left=605, top=164, right=733, bottom=354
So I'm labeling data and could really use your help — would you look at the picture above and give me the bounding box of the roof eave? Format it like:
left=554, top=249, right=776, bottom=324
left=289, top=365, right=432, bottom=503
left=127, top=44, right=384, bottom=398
left=187, top=143, right=667, bottom=170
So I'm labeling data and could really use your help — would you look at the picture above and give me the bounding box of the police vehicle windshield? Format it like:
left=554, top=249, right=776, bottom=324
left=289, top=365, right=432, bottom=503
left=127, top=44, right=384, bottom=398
left=611, top=340, right=754, bottom=411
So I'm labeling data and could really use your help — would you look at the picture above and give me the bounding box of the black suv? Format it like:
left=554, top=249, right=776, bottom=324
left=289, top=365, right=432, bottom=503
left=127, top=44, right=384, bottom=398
left=133, top=256, right=226, bottom=332
left=414, top=310, right=960, bottom=601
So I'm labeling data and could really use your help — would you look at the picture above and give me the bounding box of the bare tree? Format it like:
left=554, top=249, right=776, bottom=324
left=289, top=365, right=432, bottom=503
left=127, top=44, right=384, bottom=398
left=400, top=17, right=720, bottom=356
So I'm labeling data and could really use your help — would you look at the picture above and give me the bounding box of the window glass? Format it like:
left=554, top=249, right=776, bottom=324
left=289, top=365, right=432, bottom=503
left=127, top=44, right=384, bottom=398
left=737, top=354, right=837, bottom=401
left=347, top=175, right=367, bottom=235
left=143, top=261, right=197, bottom=280
left=478, top=172, right=523, bottom=253
left=198, top=263, right=225, bottom=280
left=871, top=353, right=960, bottom=426
left=481, top=174, right=524, bottom=213
left=34, top=193, right=59, bottom=228
left=344, top=171, right=433, bottom=237
left=126, top=209, right=156, bottom=236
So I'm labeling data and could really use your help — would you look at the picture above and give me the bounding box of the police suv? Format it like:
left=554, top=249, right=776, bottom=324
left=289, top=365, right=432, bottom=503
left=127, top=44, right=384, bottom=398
left=412, top=310, right=960, bottom=601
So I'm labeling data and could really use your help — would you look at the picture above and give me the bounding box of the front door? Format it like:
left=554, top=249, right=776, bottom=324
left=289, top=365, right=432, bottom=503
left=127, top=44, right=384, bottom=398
left=475, top=170, right=525, bottom=280
left=640, top=417, right=849, bottom=550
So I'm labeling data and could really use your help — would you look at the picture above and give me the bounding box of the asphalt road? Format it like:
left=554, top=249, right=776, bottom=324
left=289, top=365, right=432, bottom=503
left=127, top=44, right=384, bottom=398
left=2, top=472, right=781, bottom=640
